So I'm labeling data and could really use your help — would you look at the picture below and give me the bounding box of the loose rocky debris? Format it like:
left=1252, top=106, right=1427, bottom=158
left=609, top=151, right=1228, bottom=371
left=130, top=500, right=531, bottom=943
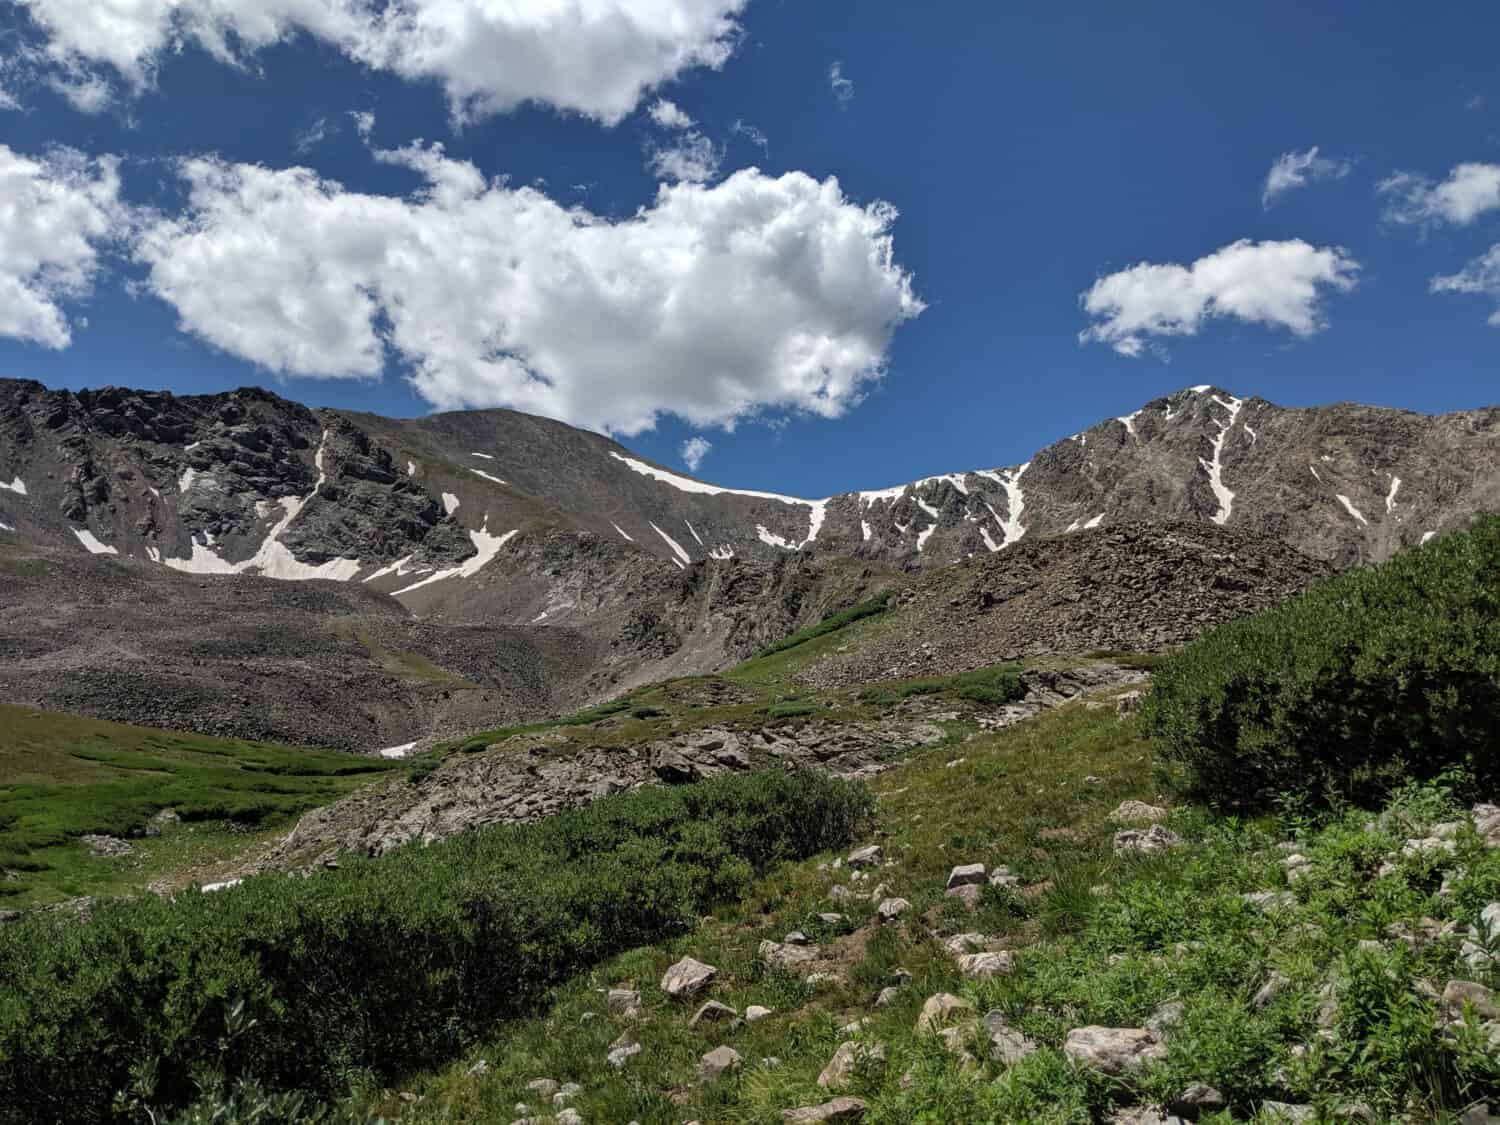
left=80, top=834, right=133, bottom=858
left=781, top=1097, right=868, bottom=1123
left=1114, top=824, right=1185, bottom=855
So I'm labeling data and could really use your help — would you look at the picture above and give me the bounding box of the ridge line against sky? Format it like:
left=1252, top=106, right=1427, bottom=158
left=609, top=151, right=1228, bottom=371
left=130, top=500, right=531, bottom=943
left=0, top=2, right=1496, bottom=497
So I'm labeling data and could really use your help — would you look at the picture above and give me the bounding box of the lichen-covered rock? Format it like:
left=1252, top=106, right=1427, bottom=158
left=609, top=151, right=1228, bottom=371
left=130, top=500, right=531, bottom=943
left=661, top=957, right=716, bottom=998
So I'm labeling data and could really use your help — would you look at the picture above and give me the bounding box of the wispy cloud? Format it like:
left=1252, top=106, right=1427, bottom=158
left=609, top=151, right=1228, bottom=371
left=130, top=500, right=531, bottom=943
left=829, top=61, right=854, bottom=105
left=648, top=98, right=695, bottom=130
left=1261, top=146, right=1351, bottom=208
left=730, top=119, right=768, bottom=153
left=648, top=131, right=722, bottom=183
left=681, top=436, right=712, bottom=471
left=294, top=117, right=331, bottom=154
left=1379, top=162, right=1500, bottom=227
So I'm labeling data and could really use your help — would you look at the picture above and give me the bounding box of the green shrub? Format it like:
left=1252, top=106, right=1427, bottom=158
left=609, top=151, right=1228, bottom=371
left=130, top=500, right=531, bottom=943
left=766, top=700, right=818, bottom=719
left=0, top=771, right=872, bottom=1125
left=752, top=594, right=892, bottom=659
left=1143, top=518, right=1500, bottom=810
left=897, top=664, right=1025, bottom=706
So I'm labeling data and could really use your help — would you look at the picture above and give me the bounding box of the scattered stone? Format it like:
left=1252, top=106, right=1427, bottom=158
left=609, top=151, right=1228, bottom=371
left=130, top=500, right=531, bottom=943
left=760, top=939, right=819, bottom=970
left=1145, top=1001, right=1185, bottom=1035
left=698, top=1046, right=742, bottom=1081
left=606, top=988, right=641, bottom=1015
left=1252, top=971, right=1291, bottom=1010
left=785, top=931, right=811, bottom=945
left=746, top=1005, right=773, bottom=1023
left=956, top=951, right=1014, bottom=979
left=828, top=885, right=853, bottom=904
left=1062, top=1026, right=1166, bottom=1075
left=818, top=1041, right=886, bottom=1090
left=818, top=912, right=849, bottom=926
left=1242, top=890, right=1296, bottom=912
left=1115, top=690, right=1144, bottom=716
left=1403, top=836, right=1458, bottom=858
left=1113, top=825, right=1184, bottom=855
left=1109, top=800, right=1167, bottom=824
left=607, top=1039, right=641, bottom=1068
left=839, top=1018, right=870, bottom=1037
left=1262, top=1103, right=1315, bottom=1123
left=80, top=834, right=133, bottom=858
left=946, top=863, right=987, bottom=889
left=847, top=845, right=883, bottom=868
left=876, top=897, right=911, bottom=923
left=875, top=986, right=901, bottom=1008
left=554, top=1083, right=582, bottom=1106
left=1108, top=1110, right=1185, bottom=1125
left=466, top=1059, right=489, bottom=1077
left=989, top=866, right=1022, bottom=889
left=1281, top=854, right=1312, bottom=882
left=805, top=972, right=841, bottom=988
left=1444, top=980, right=1500, bottom=1019
left=781, top=1097, right=869, bottom=1123
left=661, top=957, right=717, bottom=998
left=943, top=932, right=989, bottom=956
left=690, top=1001, right=740, bottom=1028
left=945, top=883, right=983, bottom=910
left=1168, top=1083, right=1226, bottom=1118
left=525, top=1079, right=560, bottom=1099
left=557, top=1111, right=583, bottom=1125
left=915, top=992, right=973, bottom=1034
left=983, top=1011, right=1038, bottom=1064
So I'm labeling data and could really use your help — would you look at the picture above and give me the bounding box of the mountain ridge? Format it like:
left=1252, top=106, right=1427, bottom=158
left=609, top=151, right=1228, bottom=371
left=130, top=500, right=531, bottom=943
left=3, top=379, right=1497, bottom=607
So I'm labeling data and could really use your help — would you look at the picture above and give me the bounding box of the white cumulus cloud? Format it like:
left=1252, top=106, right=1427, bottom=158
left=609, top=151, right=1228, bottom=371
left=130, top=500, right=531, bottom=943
left=1431, top=244, right=1500, bottom=325
left=16, top=0, right=749, bottom=124
left=135, top=146, right=924, bottom=435
left=1379, top=162, right=1500, bottom=227
left=648, top=98, right=695, bottom=130
left=648, top=130, right=721, bottom=183
left=1079, top=239, right=1359, bottom=358
left=1262, top=146, right=1350, bottom=208
left=681, top=436, right=712, bottom=471
left=0, top=144, right=127, bottom=348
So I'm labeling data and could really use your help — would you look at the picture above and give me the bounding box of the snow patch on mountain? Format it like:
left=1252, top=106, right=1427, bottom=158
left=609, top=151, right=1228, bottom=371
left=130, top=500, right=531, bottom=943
left=709, top=545, right=734, bottom=560
left=378, top=741, right=419, bottom=760
left=1116, top=410, right=1142, bottom=436
left=650, top=521, right=692, bottom=566
left=1336, top=495, right=1369, bottom=527
left=407, top=460, right=417, bottom=477
left=470, top=452, right=495, bottom=460
left=1199, top=394, right=1244, bottom=525
left=684, top=520, right=704, bottom=546
left=442, top=492, right=460, bottom=515
left=611, top=522, right=634, bottom=543
left=470, top=469, right=507, bottom=486
left=178, top=467, right=197, bottom=493
left=392, top=525, right=518, bottom=595
left=1386, top=476, right=1402, bottom=513
left=1, top=476, right=26, bottom=496
left=861, top=519, right=872, bottom=541
left=1422, top=531, right=1437, bottom=545
left=979, top=526, right=998, bottom=551
left=757, top=525, right=795, bottom=550
left=362, top=554, right=419, bottom=583
left=975, top=462, right=1028, bottom=547
left=1084, top=512, right=1105, bottom=529
left=72, top=528, right=118, bottom=555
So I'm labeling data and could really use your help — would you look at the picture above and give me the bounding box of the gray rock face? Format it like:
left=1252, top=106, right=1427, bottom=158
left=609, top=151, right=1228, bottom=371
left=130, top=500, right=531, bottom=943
left=6, top=380, right=1491, bottom=583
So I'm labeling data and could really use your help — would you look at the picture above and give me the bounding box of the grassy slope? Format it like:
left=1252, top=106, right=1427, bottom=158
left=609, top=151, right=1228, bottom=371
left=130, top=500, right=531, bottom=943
left=0, top=706, right=398, bottom=906
left=353, top=693, right=1500, bottom=1124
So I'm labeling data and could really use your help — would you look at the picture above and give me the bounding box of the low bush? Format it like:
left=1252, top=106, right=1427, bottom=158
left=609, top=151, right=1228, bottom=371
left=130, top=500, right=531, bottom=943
left=0, top=770, right=873, bottom=1125
left=897, top=664, right=1025, bottom=706
left=752, top=593, right=892, bottom=659
left=1144, top=517, right=1500, bottom=810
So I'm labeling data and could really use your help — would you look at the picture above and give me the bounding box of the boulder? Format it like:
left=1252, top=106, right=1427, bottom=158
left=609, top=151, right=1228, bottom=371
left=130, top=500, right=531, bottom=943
left=607, top=1039, right=641, bottom=1068
left=746, top=1005, right=773, bottom=1023
left=915, top=993, right=973, bottom=1034
left=698, top=1045, right=742, bottom=1081
left=606, top=988, right=641, bottom=1015
left=689, top=1001, right=740, bottom=1027
left=847, top=845, right=883, bottom=868
left=1109, top=800, right=1167, bottom=824
left=760, top=939, right=819, bottom=970
left=661, top=956, right=717, bottom=998
left=1062, top=1026, right=1166, bottom=1075
left=1113, top=825, right=1184, bottom=855
left=1168, top=1083, right=1226, bottom=1119
left=817, top=1040, right=886, bottom=1090
left=781, top=1098, right=869, bottom=1123
left=956, top=951, right=1014, bottom=979
left=946, top=863, right=987, bottom=889
left=1261, top=1104, right=1315, bottom=1123
left=876, top=897, right=911, bottom=923
left=983, top=1011, right=1038, bottom=1065
left=945, top=883, right=983, bottom=910
left=1444, top=980, right=1500, bottom=1019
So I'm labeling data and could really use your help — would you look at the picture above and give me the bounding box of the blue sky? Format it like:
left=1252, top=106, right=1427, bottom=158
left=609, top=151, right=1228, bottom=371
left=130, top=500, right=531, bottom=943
left=1, top=1, right=1498, bottom=497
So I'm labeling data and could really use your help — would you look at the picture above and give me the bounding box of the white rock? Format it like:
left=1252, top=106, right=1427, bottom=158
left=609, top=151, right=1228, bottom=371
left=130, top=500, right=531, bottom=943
left=946, top=863, right=987, bottom=889
left=1109, top=800, right=1168, bottom=824
left=876, top=897, right=912, bottom=922
left=956, top=951, right=1014, bottom=979
left=745, top=1005, right=773, bottom=1023
left=847, top=845, right=883, bottom=868
left=1113, top=825, right=1184, bottom=855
